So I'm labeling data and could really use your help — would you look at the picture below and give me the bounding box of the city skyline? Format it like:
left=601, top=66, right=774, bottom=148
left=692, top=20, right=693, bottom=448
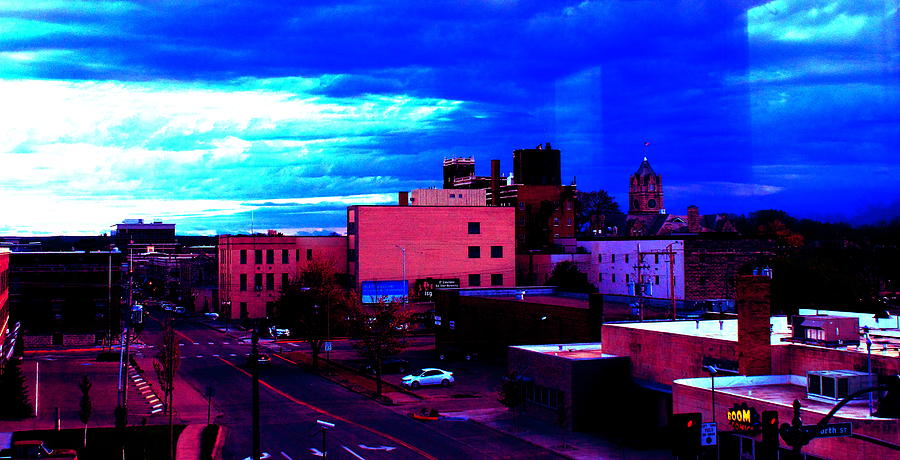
left=1, top=0, right=898, bottom=235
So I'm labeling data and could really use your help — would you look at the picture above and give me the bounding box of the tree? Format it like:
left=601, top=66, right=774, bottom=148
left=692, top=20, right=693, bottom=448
left=545, top=261, right=597, bottom=293
left=154, top=317, right=180, bottom=460
left=575, top=190, right=623, bottom=234
left=78, top=375, right=92, bottom=448
left=350, top=300, right=409, bottom=397
left=273, top=258, right=355, bottom=369
left=0, top=358, right=32, bottom=419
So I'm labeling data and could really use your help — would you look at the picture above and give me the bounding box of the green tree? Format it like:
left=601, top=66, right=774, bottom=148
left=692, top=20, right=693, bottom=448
left=78, top=375, right=92, bottom=448
left=273, top=259, right=355, bottom=369
left=545, top=261, right=597, bottom=293
left=0, top=358, right=32, bottom=419
left=350, top=300, right=408, bottom=397
left=575, top=190, right=623, bottom=235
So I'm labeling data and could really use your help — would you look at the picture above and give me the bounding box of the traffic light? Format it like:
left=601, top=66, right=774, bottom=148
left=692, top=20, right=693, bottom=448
left=670, top=412, right=702, bottom=457
left=761, top=410, right=779, bottom=457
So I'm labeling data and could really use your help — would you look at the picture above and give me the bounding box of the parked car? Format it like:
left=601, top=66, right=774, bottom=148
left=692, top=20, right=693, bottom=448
left=6, top=440, right=78, bottom=459
left=174, top=306, right=186, bottom=315
left=268, top=327, right=291, bottom=338
left=248, top=353, right=271, bottom=367
left=362, top=358, right=410, bottom=375
left=401, top=368, right=454, bottom=389
left=202, top=312, right=219, bottom=320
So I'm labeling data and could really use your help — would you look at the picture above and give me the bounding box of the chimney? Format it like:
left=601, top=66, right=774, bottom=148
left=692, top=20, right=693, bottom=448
left=687, top=205, right=701, bottom=233
left=398, top=191, right=409, bottom=206
left=737, top=275, right=772, bottom=376
left=490, top=159, right=500, bottom=206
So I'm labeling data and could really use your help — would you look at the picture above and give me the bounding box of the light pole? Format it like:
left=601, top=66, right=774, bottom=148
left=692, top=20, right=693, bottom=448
left=395, top=245, right=407, bottom=304
left=864, top=326, right=874, bottom=415
left=703, top=365, right=722, bottom=460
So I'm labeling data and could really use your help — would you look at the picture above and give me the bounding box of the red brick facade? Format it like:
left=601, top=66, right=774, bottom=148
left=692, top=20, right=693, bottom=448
left=737, top=275, right=772, bottom=376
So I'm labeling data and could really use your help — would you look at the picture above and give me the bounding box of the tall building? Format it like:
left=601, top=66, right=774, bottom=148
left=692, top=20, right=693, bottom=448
left=347, top=204, right=515, bottom=301
left=0, top=248, right=10, bottom=368
left=113, top=219, right=177, bottom=253
left=628, top=157, right=664, bottom=215
left=513, top=143, right=561, bottom=186
left=442, top=157, right=477, bottom=189
left=217, top=235, right=347, bottom=320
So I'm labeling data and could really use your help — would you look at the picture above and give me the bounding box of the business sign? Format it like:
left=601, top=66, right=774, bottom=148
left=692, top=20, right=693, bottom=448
left=726, top=403, right=761, bottom=434
left=361, top=280, right=408, bottom=304
left=413, top=278, right=460, bottom=300
left=700, top=422, right=717, bottom=446
left=800, top=423, right=852, bottom=438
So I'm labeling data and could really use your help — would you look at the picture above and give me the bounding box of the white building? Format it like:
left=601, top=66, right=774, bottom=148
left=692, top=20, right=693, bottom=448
left=576, top=238, right=685, bottom=301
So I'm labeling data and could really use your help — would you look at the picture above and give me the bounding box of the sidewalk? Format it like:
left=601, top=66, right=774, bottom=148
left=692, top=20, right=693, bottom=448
left=445, top=408, right=670, bottom=460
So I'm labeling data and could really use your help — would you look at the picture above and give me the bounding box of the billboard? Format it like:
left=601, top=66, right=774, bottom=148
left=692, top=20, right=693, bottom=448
left=361, top=280, right=408, bottom=304
left=413, top=278, right=460, bottom=300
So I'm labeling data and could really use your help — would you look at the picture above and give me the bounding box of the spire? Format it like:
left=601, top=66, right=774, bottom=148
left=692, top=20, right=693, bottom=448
left=634, top=157, right=656, bottom=177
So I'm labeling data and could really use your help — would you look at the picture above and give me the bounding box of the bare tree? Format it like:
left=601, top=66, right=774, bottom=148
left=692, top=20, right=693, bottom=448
left=351, top=300, right=409, bottom=397
left=154, top=317, right=180, bottom=460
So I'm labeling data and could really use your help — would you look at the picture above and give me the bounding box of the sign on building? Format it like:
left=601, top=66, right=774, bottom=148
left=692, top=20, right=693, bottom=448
left=726, top=403, right=761, bottom=434
left=361, top=280, right=408, bottom=304
left=413, top=278, right=460, bottom=300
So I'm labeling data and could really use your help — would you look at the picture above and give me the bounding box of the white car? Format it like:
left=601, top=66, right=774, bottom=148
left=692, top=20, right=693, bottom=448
left=401, top=368, right=454, bottom=389
left=203, top=312, right=220, bottom=320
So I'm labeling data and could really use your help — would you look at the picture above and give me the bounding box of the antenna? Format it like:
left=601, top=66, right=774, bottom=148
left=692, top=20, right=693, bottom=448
left=250, top=211, right=255, bottom=235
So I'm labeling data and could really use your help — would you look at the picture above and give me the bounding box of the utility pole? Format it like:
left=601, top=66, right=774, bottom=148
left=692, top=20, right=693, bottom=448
left=395, top=245, right=407, bottom=305
left=251, top=322, right=261, bottom=460
left=632, top=244, right=650, bottom=321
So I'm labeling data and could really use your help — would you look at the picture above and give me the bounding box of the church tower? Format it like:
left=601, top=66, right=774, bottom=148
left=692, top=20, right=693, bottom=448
left=629, top=157, right=664, bottom=215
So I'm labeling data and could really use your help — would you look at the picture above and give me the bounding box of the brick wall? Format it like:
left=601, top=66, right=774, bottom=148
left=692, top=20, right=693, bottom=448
left=737, top=275, right=772, bottom=376
left=683, top=238, right=771, bottom=301
left=63, top=334, right=97, bottom=346
left=773, top=344, right=900, bottom=377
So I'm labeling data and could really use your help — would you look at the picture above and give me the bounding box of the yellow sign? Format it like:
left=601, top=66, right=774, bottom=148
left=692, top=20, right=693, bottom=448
left=726, top=403, right=760, bottom=433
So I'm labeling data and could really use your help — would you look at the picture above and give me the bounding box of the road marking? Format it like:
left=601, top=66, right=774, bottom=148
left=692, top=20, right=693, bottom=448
left=279, top=452, right=293, bottom=460
left=224, top=342, right=231, bottom=345
left=212, top=354, right=220, bottom=357
left=229, top=353, right=237, bottom=357
left=195, top=355, right=204, bottom=358
left=151, top=408, right=163, bottom=414
left=309, top=449, right=323, bottom=457
left=208, top=342, right=214, bottom=345
left=288, top=343, right=299, bottom=347
left=152, top=404, right=164, bottom=408
left=217, top=355, right=437, bottom=460
left=193, top=342, right=199, bottom=345
left=178, top=343, right=185, bottom=346
left=148, top=398, right=160, bottom=404
left=358, top=444, right=396, bottom=451
left=342, top=445, right=366, bottom=460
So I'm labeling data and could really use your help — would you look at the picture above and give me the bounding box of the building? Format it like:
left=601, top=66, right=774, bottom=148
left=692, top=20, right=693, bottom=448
left=8, top=251, right=123, bottom=347
left=628, top=157, right=664, bottom=215
left=409, top=188, right=486, bottom=206
left=348, top=204, right=515, bottom=302
left=217, top=235, right=347, bottom=320
left=576, top=235, right=772, bottom=314
left=0, top=248, right=11, bottom=369
left=513, top=144, right=561, bottom=186
left=113, top=219, right=177, bottom=253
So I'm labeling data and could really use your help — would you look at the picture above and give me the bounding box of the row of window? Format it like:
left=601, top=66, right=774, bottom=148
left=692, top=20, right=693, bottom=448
left=524, top=382, right=564, bottom=410
left=239, top=249, right=313, bottom=265
left=598, top=273, right=662, bottom=284
left=468, top=246, right=503, bottom=258
left=468, top=273, right=503, bottom=287
left=239, top=273, right=291, bottom=292
left=598, top=253, right=666, bottom=264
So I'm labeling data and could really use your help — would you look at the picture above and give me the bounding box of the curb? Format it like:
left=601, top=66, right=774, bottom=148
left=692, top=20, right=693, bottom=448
left=465, top=413, right=577, bottom=460
left=211, top=425, right=227, bottom=460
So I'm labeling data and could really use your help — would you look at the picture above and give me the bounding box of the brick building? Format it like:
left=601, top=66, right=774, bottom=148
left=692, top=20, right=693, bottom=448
left=409, top=188, right=486, bottom=206
left=628, top=157, right=664, bottom=215
left=113, top=219, right=177, bottom=253
left=0, top=248, right=10, bottom=368
left=217, top=235, right=347, bottom=320
left=348, top=204, right=515, bottom=301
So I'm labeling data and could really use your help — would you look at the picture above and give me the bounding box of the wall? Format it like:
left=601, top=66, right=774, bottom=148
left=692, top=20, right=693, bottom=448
left=0, top=249, right=8, bottom=345
left=772, top=344, right=900, bottom=377
left=410, top=188, right=486, bottom=206
left=218, top=235, right=347, bottom=319
left=515, top=253, right=592, bottom=286
left=576, top=239, right=685, bottom=300
left=682, top=238, right=771, bottom=301
left=350, top=206, right=515, bottom=292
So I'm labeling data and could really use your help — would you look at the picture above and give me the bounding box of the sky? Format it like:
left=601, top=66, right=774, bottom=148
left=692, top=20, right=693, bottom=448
left=0, top=0, right=897, bottom=235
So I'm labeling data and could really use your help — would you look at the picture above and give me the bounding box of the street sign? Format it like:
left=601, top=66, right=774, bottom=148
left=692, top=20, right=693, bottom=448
left=800, top=423, right=852, bottom=438
left=701, top=422, right=717, bottom=446
left=324, top=341, right=332, bottom=352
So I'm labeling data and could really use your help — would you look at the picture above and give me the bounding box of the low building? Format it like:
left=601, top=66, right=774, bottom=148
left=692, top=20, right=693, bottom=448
left=218, top=235, right=347, bottom=320
left=348, top=204, right=515, bottom=302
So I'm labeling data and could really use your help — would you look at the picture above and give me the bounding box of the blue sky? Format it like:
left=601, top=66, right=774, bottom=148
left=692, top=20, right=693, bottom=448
left=0, top=0, right=897, bottom=235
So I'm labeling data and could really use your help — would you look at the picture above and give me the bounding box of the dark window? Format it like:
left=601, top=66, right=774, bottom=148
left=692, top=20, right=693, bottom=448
left=625, top=254, right=630, bottom=263
left=266, top=273, right=275, bottom=291
left=655, top=254, right=660, bottom=264
left=611, top=254, right=616, bottom=263
left=598, top=273, right=603, bottom=282
left=347, top=222, right=356, bottom=234
left=282, top=273, right=289, bottom=288
left=240, top=302, right=248, bottom=320
left=598, top=254, right=602, bottom=263
left=468, top=274, right=481, bottom=287
left=347, top=248, right=357, bottom=262
left=648, top=199, right=657, bottom=208
left=254, top=250, right=263, bottom=264
left=612, top=273, right=616, bottom=283
left=282, top=250, right=288, bottom=264
left=240, top=250, right=247, bottom=264
left=296, top=249, right=300, bottom=262
left=468, top=246, right=480, bottom=258
left=266, top=250, right=274, bottom=264
left=490, top=246, right=503, bottom=258
left=490, top=274, right=503, bottom=286
left=626, top=274, right=630, bottom=283
left=307, top=249, right=313, bottom=260
left=553, top=217, right=559, bottom=226
left=518, top=202, right=525, bottom=210
left=239, top=274, right=247, bottom=291
left=655, top=275, right=660, bottom=285
left=254, top=273, right=263, bottom=291
left=468, top=222, right=480, bottom=234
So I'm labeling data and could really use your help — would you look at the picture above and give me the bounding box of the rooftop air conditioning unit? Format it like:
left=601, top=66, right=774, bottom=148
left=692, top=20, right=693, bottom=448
left=807, top=370, right=875, bottom=404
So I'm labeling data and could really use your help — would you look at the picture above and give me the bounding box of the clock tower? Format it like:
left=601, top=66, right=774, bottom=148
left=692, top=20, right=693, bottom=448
left=629, top=157, right=664, bottom=215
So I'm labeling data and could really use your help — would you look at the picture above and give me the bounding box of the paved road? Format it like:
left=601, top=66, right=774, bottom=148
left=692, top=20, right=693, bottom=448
left=142, top=314, right=560, bottom=460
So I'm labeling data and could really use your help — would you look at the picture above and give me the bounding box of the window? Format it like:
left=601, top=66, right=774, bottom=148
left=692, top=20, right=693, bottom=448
left=307, top=249, right=313, bottom=261
left=626, top=274, right=630, bottom=283
left=567, top=218, right=572, bottom=226
left=266, top=249, right=274, bottom=264
left=239, top=274, right=247, bottom=291
left=553, top=217, right=559, bottom=226
left=518, top=202, right=525, bottom=210
left=254, top=250, right=263, bottom=264
left=254, top=273, right=263, bottom=291
left=468, top=246, right=481, bottom=258
left=490, top=246, right=503, bottom=258
left=598, top=273, right=602, bottom=282
left=625, top=254, right=629, bottom=263
left=655, top=254, right=659, bottom=264
left=296, top=249, right=300, bottom=262
left=266, top=273, right=275, bottom=291
left=491, top=274, right=503, bottom=286
left=468, top=222, right=480, bottom=234
left=611, top=254, right=616, bottom=263
left=468, top=274, right=481, bottom=287
left=450, top=193, right=456, bottom=198
left=347, top=248, right=357, bottom=262
left=240, top=302, right=248, bottom=320
left=524, top=382, right=563, bottom=410
left=240, top=250, right=247, bottom=264
left=282, top=250, right=289, bottom=264
left=655, top=275, right=660, bottom=285
left=282, top=273, right=289, bottom=288
left=611, top=273, right=616, bottom=283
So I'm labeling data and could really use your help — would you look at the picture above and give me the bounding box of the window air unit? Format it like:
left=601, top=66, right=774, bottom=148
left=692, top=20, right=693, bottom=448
left=807, top=370, right=875, bottom=404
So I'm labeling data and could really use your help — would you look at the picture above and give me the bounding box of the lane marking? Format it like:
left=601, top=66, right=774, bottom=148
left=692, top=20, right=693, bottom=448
left=213, top=354, right=220, bottom=357
left=279, top=452, right=293, bottom=460
left=195, top=355, right=204, bottom=358
left=342, top=445, right=366, bottom=460
left=229, top=354, right=237, bottom=357
left=216, top=356, right=436, bottom=460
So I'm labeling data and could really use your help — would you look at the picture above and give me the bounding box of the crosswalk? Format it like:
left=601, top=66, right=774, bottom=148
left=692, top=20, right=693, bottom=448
left=138, top=339, right=306, bottom=360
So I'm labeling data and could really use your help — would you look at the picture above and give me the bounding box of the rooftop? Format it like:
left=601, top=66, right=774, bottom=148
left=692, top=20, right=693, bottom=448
left=512, top=343, right=608, bottom=360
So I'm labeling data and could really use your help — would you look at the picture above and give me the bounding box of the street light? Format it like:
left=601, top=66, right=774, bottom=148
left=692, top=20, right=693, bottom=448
left=864, top=326, right=874, bottom=415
